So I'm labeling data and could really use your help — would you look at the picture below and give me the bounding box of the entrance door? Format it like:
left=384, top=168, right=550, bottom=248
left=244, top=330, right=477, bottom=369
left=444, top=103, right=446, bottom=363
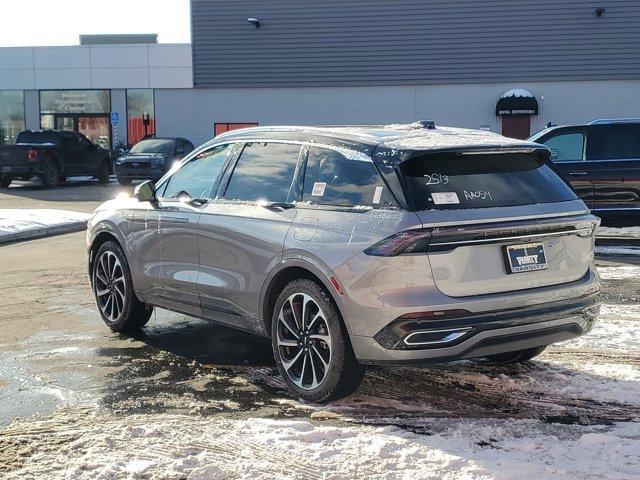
left=53, top=114, right=111, bottom=149
left=502, top=116, right=531, bottom=139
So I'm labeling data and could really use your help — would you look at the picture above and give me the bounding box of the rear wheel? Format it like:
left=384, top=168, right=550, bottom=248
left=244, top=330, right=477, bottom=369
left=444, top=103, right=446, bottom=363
left=40, top=161, right=59, bottom=188
left=0, top=175, right=12, bottom=188
left=98, top=160, right=111, bottom=184
left=485, top=346, right=547, bottom=364
left=117, top=176, right=132, bottom=186
left=92, top=240, right=153, bottom=332
left=271, top=279, right=365, bottom=402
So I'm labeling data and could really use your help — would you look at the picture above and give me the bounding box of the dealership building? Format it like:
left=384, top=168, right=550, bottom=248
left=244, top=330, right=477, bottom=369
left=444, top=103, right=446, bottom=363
left=1, top=0, right=639, bottom=150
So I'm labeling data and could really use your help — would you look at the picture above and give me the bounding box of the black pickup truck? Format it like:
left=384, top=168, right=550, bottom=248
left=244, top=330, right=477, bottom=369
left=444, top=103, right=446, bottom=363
left=0, top=130, right=112, bottom=188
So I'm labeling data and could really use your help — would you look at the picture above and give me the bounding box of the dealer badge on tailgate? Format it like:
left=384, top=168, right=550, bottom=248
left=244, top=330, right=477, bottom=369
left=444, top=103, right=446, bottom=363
left=503, top=242, right=548, bottom=274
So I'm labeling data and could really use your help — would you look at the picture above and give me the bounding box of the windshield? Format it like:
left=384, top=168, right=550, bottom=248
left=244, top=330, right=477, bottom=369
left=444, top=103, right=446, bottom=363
left=400, top=152, right=577, bottom=210
left=130, top=139, right=174, bottom=154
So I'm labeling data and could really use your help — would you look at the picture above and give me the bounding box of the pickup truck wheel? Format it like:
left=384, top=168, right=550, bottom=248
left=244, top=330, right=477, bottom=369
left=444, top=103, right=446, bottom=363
left=98, top=160, right=111, bottom=184
left=117, top=176, right=132, bottom=186
left=40, top=162, right=59, bottom=188
left=0, top=175, right=12, bottom=188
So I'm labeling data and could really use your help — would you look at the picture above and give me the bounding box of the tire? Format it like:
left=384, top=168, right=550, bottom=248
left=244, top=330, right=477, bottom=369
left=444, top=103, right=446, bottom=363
left=117, top=176, right=132, bottom=186
left=0, top=175, right=12, bottom=188
left=98, top=160, right=111, bottom=184
left=485, top=346, right=547, bottom=364
left=40, top=161, right=59, bottom=188
left=271, top=279, right=365, bottom=402
left=92, top=240, right=153, bottom=332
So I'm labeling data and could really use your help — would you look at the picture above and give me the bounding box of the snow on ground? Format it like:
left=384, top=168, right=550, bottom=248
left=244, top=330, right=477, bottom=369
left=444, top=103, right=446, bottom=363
left=596, top=245, right=640, bottom=256
left=2, top=409, right=638, bottom=480
left=0, top=209, right=89, bottom=242
left=597, top=265, right=640, bottom=279
left=597, top=226, right=640, bottom=239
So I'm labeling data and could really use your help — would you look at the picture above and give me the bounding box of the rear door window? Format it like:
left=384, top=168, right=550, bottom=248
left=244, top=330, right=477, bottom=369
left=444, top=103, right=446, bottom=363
left=401, top=153, right=577, bottom=210
left=224, top=142, right=301, bottom=202
left=587, top=126, right=640, bottom=160
left=543, top=133, right=585, bottom=162
left=302, top=147, right=397, bottom=207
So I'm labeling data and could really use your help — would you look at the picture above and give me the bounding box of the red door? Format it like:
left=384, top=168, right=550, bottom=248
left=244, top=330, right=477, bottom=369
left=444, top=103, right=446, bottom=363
left=502, top=116, right=531, bottom=139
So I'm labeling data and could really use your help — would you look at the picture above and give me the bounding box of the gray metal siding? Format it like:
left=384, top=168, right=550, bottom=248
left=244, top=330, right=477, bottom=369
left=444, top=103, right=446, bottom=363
left=191, top=0, right=640, bottom=87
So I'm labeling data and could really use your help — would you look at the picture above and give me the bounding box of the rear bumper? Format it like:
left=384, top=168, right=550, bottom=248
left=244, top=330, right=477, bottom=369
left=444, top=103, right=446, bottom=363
left=0, top=165, right=37, bottom=176
left=350, top=293, right=599, bottom=364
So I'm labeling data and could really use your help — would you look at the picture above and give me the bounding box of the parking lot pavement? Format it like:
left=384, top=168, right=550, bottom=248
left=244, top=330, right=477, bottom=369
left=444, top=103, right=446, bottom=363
left=0, top=177, right=132, bottom=213
left=0, top=231, right=639, bottom=479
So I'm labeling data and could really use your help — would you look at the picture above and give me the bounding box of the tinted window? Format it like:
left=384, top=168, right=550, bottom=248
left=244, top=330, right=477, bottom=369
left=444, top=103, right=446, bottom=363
left=543, top=133, right=584, bottom=162
left=303, top=147, right=396, bottom=207
left=159, top=144, right=232, bottom=200
left=401, top=153, right=577, bottom=210
left=130, top=139, right=175, bottom=154
left=588, top=126, right=640, bottom=160
left=225, top=143, right=301, bottom=202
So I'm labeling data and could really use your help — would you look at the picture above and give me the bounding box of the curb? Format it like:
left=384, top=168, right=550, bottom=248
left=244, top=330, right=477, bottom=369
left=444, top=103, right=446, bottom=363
left=0, top=220, right=88, bottom=245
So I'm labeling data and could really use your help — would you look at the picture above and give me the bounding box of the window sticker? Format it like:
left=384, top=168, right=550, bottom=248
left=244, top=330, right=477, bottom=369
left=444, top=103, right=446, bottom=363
left=372, top=186, right=383, bottom=204
left=311, top=182, right=326, bottom=196
left=431, top=192, right=460, bottom=205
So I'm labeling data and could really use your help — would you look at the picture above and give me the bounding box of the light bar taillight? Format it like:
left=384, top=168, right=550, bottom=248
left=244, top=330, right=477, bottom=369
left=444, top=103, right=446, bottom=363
left=27, top=149, right=37, bottom=162
left=364, top=229, right=431, bottom=257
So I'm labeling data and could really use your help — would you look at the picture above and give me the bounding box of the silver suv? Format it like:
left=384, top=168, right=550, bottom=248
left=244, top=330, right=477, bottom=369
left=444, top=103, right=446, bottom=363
left=87, top=123, right=601, bottom=402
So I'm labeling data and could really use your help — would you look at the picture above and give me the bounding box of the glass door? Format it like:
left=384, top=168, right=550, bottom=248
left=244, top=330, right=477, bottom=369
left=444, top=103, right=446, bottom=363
left=78, top=116, right=111, bottom=150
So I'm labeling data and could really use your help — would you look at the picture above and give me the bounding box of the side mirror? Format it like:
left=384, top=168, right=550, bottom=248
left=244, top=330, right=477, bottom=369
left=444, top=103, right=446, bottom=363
left=134, top=180, right=156, bottom=202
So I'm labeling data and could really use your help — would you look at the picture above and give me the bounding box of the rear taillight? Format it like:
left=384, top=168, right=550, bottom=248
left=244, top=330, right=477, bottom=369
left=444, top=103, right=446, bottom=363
left=364, top=229, right=431, bottom=257
left=27, top=149, right=37, bottom=162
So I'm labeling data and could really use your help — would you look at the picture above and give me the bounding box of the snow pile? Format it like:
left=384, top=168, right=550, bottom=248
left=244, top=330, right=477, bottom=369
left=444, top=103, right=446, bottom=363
left=2, top=409, right=639, bottom=480
left=0, top=209, right=89, bottom=242
left=597, top=226, right=640, bottom=239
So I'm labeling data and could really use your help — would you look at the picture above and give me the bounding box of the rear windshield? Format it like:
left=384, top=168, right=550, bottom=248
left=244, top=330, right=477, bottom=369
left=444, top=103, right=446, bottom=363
left=401, top=153, right=577, bottom=210
left=15, top=131, right=60, bottom=146
left=130, top=139, right=174, bottom=154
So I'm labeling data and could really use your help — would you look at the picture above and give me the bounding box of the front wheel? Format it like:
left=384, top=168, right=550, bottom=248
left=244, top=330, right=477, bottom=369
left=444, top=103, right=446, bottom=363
left=485, top=346, right=547, bottom=364
left=92, top=240, right=153, bottom=332
left=117, top=176, right=132, bottom=186
left=98, top=160, right=111, bottom=184
left=0, top=175, right=12, bottom=188
left=271, top=279, right=365, bottom=402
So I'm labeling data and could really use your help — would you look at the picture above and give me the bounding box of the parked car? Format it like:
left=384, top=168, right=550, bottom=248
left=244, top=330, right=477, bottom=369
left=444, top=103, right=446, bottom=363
left=86, top=123, right=601, bottom=402
left=0, top=130, right=111, bottom=188
left=115, top=137, right=194, bottom=185
left=529, top=119, right=640, bottom=224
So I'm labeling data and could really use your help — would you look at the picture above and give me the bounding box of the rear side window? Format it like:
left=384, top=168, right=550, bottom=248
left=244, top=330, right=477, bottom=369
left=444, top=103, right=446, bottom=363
left=302, top=147, right=396, bottom=207
left=587, top=126, right=640, bottom=160
left=401, top=153, right=577, bottom=210
left=543, top=133, right=585, bottom=162
left=225, top=142, right=301, bottom=202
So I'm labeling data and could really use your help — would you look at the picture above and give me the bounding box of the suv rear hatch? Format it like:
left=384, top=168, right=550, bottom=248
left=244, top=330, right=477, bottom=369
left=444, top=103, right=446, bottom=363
left=399, top=151, right=597, bottom=297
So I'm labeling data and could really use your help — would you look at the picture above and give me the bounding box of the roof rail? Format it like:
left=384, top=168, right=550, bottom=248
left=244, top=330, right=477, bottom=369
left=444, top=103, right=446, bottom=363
left=589, top=118, right=640, bottom=125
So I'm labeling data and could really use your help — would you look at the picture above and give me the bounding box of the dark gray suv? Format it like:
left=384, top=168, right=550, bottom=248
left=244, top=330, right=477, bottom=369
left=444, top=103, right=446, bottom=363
left=87, top=124, right=601, bottom=402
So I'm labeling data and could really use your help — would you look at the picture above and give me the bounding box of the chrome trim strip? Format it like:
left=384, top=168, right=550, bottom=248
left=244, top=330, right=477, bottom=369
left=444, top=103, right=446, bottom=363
left=404, top=328, right=472, bottom=346
left=429, top=227, right=593, bottom=248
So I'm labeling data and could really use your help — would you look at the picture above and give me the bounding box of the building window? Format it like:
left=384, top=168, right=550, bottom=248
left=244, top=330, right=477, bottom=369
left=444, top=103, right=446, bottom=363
left=0, top=91, right=25, bottom=145
left=214, top=123, right=258, bottom=137
left=39, top=90, right=112, bottom=149
left=127, top=89, right=155, bottom=147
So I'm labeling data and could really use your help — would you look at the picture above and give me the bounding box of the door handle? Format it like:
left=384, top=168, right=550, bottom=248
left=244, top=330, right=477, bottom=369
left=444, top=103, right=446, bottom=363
left=163, top=216, right=190, bottom=224
left=569, top=172, right=588, bottom=176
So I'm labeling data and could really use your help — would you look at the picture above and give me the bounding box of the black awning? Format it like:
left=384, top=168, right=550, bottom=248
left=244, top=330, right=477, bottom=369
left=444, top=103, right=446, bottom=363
left=496, top=89, right=539, bottom=116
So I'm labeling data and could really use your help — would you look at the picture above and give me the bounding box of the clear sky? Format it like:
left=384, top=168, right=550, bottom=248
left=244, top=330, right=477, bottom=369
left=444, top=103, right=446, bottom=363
left=0, top=0, right=191, bottom=47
